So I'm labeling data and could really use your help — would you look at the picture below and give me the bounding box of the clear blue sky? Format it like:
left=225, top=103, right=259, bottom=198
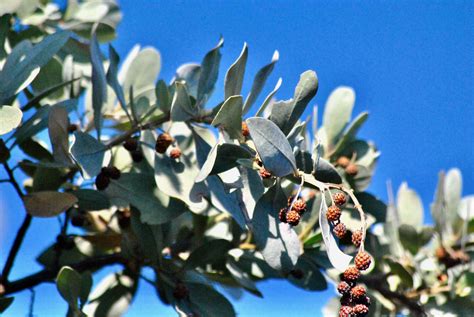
left=1, top=1, right=473, bottom=316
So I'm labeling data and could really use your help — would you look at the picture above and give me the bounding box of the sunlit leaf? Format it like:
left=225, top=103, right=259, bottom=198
left=0, top=106, right=22, bottom=135
left=224, top=43, right=248, bottom=99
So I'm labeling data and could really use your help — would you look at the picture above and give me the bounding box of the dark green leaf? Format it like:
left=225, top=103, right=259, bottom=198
left=19, top=138, right=53, bottom=161
left=0, top=31, right=70, bottom=101
left=185, top=239, right=233, bottom=269
left=106, top=173, right=186, bottom=225
left=398, top=224, right=419, bottom=254
left=313, top=157, right=342, bottom=184
left=289, top=255, right=327, bottom=291
left=57, top=266, right=82, bottom=309
left=70, top=132, right=110, bottom=179
left=224, top=43, right=248, bottom=99
left=48, top=105, right=73, bottom=165
left=11, top=99, right=77, bottom=145
left=72, top=189, right=110, bottom=211
left=106, top=45, right=131, bottom=120
left=90, top=28, right=107, bottom=139
left=355, top=192, right=387, bottom=223
left=246, top=117, right=297, bottom=177
left=187, top=283, right=236, bottom=317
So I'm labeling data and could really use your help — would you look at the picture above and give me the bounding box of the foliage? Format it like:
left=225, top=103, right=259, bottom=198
left=0, top=1, right=472, bottom=316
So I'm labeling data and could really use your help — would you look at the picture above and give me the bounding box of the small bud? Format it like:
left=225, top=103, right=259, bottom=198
left=95, top=172, right=110, bottom=191
left=259, top=167, right=272, bottom=179
left=155, top=133, right=173, bottom=154
left=123, top=137, right=138, bottom=152
left=71, top=214, right=86, bottom=227
left=278, top=208, right=288, bottom=223
left=169, top=148, right=182, bottom=159
left=336, top=156, right=350, bottom=168
left=117, top=208, right=131, bottom=229
left=345, top=163, right=358, bottom=176
left=67, top=124, right=79, bottom=133
left=102, top=166, right=121, bottom=180
left=241, top=122, right=250, bottom=137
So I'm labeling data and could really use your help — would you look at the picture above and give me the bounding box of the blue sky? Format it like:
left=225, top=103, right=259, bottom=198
left=1, top=1, right=473, bottom=316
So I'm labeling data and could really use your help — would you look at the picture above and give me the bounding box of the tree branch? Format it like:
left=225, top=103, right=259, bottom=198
left=1, top=162, right=31, bottom=284
left=1, top=253, right=127, bottom=296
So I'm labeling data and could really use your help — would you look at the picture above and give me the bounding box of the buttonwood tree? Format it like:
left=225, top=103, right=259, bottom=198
left=0, top=1, right=472, bottom=316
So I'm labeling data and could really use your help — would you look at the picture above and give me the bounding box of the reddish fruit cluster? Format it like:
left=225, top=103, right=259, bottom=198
left=259, top=167, right=272, bottom=179
left=95, top=166, right=121, bottom=191
left=279, top=197, right=308, bottom=226
left=155, top=132, right=174, bottom=154
left=241, top=121, right=250, bottom=137
left=338, top=266, right=371, bottom=317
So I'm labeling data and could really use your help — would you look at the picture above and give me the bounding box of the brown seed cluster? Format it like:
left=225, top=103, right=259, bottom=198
left=123, top=137, right=144, bottom=162
left=279, top=197, right=308, bottom=226
left=338, top=265, right=371, bottom=316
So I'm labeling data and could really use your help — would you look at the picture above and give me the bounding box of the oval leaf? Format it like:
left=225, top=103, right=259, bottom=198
left=70, top=132, right=111, bottom=179
left=322, top=86, right=355, bottom=146
left=0, top=106, right=22, bottom=135
left=397, top=182, right=424, bottom=229
left=24, top=191, right=78, bottom=217
left=246, top=117, right=296, bottom=177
